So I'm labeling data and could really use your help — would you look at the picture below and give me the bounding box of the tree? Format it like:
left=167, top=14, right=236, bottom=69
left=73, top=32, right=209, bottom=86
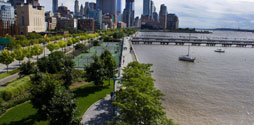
left=32, top=44, right=44, bottom=60
left=62, top=59, right=74, bottom=88
left=113, top=62, right=175, bottom=125
left=85, top=56, right=105, bottom=86
left=24, top=46, right=34, bottom=60
left=58, top=40, right=67, bottom=52
left=47, top=86, right=78, bottom=125
left=100, top=50, right=117, bottom=85
left=0, top=49, right=15, bottom=72
left=30, top=74, right=60, bottom=119
left=37, top=51, right=65, bottom=74
left=47, top=43, right=56, bottom=52
left=14, top=45, right=26, bottom=65
left=19, top=60, right=36, bottom=77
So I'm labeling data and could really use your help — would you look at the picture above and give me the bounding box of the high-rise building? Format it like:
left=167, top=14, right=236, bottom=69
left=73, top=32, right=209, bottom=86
left=0, top=1, right=16, bottom=36
left=167, top=14, right=179, bottom=30
left=45, top=11, right=57, bottom=30
left=143, top=0, right=151, bottom=16
left=80, top=4, right=84, bottom=16
left=52, top=0, right=58, bottom=14
left=123, top=0, right=134, bottom=27
left=153, top=12, right=158, bottom=22
left=96, top=0, right=117, bottom=15
left=57, top=5, right=73, bottom=18
left=159, top=4, right=167, bottom=29
left=16, top=3, right=45, bottom=34
left=74, top=0, right=79, bottom=16
left=7, top=0, right=24, bottom=8
left=78, top=19, right=95, bottom=33
left=27, top=0, right=40, bottom=7
left=150, top=1, right=155, bottom=15
left=117, top=0, right=121, bottom=14
left=89, top=2, right=96, bottom=11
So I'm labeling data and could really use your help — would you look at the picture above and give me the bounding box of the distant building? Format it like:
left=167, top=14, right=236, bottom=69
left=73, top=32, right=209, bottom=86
left=7, top=0, right=24, bottom=8
left=167, top=14, right=179, bottom=30
left=57, top=18, right=76, bottom=30
left=134, top=16, right=141, bottom=28
left=45, top=11, right=56, bottom=30
left=117, top=21, right=126, bottom=28
left=143, top=0, right=151, bottom=16
left=122, top=0, right=134, bottom=27
left=52, top=0, right=58, bottom=14
left=74, top=0, right=79, bottom=17
left=80, top=4, right=84, bottom=16
left=0, top=1, right=16, bottom=36
left=16, top=3, right=45, bottom=34
left=27, top=0, right=40, bottom=7
left=57, top=5, right=73, bottom=18
left=117, top=0, right=121, bottom=14
left=159, top=4, right=167, bottom=29
left=152, top=12, right=158, bottom=22
left=96, top=0, right=117, bottom=15
left=78, top=19, right=95, bottom=33
left=103, top=14, right=117, bottom=29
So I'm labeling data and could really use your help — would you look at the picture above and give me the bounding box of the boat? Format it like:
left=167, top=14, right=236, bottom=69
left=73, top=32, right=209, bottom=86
left=179, top=55, right=196, bottom=62
left=179, top=33, right=196, bottom=62
left=214, top=48, right=225, bottom=53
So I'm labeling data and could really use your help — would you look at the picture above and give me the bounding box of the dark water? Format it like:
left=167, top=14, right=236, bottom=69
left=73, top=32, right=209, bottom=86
left=134, top=44, right=254, bottom=125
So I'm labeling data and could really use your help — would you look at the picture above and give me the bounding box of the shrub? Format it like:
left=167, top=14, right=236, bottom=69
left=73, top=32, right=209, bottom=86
left=0, top=76, right=31, bottom=101
left=19, top=61, right=36, bottom=77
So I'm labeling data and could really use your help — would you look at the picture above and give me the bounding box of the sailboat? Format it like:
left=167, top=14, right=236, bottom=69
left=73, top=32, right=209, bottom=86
left=179, top=33, right=196, bottom=62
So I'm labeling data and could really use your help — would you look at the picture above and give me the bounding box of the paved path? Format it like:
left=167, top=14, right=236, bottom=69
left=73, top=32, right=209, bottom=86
left=81, top=36, right=137, bottom=125
left=0, top=73, right=19, bottom=86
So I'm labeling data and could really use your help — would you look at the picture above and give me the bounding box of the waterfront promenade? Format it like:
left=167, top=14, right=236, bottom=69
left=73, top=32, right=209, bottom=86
left=81, top=36, right=136, bottom=125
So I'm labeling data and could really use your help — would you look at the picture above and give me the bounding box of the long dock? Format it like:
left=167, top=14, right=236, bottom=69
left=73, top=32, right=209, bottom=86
left=132, top=37, right=254, bottom=47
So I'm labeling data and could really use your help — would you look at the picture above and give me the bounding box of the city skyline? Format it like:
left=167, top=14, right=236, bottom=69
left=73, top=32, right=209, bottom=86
left=38, top=0, right=254, bottom=29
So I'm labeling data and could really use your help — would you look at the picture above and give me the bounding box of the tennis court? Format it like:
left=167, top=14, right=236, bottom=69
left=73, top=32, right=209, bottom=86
left=73, top=42, right=121, bottom=68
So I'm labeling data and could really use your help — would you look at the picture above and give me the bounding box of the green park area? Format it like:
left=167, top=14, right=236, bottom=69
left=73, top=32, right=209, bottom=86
left=0, top=81, right=113, bottom=125
left=73, top=42, right=121, bottom=68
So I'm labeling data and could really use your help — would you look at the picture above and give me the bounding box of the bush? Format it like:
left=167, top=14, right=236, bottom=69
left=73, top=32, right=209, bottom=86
left=0, top=77, right=31, bottom=101
left=19, top=61, right=36, bottom=77
left=93, top=40, right=100, bottom=46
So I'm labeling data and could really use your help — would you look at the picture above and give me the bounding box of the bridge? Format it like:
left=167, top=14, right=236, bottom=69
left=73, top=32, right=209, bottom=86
left=132, top=37, right=254, bottom=47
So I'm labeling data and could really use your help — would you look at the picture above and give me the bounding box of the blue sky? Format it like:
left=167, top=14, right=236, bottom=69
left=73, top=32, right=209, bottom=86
left=40, top=0, right=254, bottom=29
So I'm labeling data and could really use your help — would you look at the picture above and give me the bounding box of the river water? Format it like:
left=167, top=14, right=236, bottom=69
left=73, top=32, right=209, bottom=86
left=133, top=31, right=254, bottom=125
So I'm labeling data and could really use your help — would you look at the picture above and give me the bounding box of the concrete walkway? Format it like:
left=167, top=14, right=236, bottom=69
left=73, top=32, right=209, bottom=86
left=0, top=73, right=19, bottom=86
left=81, top=36, right=136, bottom=125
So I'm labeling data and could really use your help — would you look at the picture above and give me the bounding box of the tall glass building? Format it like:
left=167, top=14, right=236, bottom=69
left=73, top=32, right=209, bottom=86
left=52, top=0, right=58, bottom=14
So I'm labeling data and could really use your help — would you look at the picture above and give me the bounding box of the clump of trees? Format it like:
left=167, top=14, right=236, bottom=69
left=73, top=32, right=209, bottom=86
left=113, top=62, right=175, bottom=125
left=30, top=73, right=79, bottom=124
left=85, top=50, right=117, bottom=86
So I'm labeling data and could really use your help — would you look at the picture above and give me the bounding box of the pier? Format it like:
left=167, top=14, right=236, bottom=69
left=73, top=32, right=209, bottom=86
left=132, top=37, right=254, bottom=47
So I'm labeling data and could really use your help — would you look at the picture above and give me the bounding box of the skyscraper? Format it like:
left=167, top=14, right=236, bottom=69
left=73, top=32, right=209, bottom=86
left=52, top=0, right=58, bottom=14
left=167, top=14, right=179, bottom=30
left=74, top=0, right=79, bottom=16
left=143, top=0, right=151, bottom=16
left=123, top=0, right=134, bottom=27
left=7, top=0, right=24, bottom=8
left=117, top=0, right=121, bottom=14
left=96, top=0, right=117, bottom=15
left=27, top=0, right=40, bottom=7
left=80, top=4, right=84, bottom=16
left=159, top=4, right=167, bottom=29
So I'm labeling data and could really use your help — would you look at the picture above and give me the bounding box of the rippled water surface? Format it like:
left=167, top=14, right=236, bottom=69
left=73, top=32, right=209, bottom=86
left=134, top=32, right=254, bottom=125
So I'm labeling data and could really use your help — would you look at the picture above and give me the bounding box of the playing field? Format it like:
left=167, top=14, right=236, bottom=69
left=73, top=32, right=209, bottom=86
left=73, top=42, right=121, bottom=68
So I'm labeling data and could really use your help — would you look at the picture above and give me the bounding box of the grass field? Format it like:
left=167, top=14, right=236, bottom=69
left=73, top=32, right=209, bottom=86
left=73, top=42, right=121, bottom=68
left=0, top=81, right=113, bottom=125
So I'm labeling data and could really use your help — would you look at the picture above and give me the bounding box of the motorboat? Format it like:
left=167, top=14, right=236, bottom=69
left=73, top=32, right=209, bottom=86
left=214, top=48, right=225, bottom=53
left=179, top=55, right=196, bottom=62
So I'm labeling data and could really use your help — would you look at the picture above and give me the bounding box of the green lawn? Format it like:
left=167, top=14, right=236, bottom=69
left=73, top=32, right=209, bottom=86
left=0, top=69, right=19, bottom=79
left=0, top=81, right=113, bottom=125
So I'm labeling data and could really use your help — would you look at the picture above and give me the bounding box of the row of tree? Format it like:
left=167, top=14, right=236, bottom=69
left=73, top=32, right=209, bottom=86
left=113, top=62, right=175, bottom=125
left=0, top=44, right=44, bottom=72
